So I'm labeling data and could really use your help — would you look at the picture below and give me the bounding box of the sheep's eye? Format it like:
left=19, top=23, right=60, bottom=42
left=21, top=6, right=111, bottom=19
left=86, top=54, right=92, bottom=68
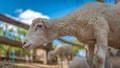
left=50, top=54, right=53, bottom=56
left=37, top=24, right=42, bottom=28
left=35, top=24, right=42, bottom=31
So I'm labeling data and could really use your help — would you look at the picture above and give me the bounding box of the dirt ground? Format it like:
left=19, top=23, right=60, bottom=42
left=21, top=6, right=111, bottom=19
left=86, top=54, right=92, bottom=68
left=13, top=63, right=61, bottom=68
left=0, top=57, right=120, bottom=68
left=111, top=57, right=120, bottom=68
left=0, top=61, right=68, bottom=68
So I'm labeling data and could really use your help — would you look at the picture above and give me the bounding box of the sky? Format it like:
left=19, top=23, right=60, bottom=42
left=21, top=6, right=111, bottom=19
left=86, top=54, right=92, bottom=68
left=0, top=0, right=96, bottom=19
left=0, top=0, right=115, bottom=46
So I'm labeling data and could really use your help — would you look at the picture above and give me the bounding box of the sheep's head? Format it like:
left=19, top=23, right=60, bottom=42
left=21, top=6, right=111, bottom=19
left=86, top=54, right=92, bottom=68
left=108, top=47, right=118, bottom=56
left=22, top=18, right=55, bottom=49
left=47, top=51, right=55, bottom=61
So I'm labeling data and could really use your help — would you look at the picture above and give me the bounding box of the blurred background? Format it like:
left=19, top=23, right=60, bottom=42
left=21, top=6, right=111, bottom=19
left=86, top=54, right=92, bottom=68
left=0, top=0, right=117, bottom=68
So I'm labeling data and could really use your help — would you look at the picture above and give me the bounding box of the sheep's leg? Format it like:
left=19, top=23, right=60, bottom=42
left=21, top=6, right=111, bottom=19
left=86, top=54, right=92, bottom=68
left=66, top=55, right=71, bottom=64
left=105, top=55, right=113, bottom=68
left=70, top=54, right=73, bottom=62
left=109, top=58, right=113, bottom=68
left=92, top=17, right=109, bottom=68
left=58, top=62, right=60, bottom=68
left=66, top=57, right=69, bottom=65
left=95, top=45, right=108, bottom=68
left=57, top=58, right=60, bottom=68
left=94, top=30, right=109, bottom=68
left=105, top=55, right=112, bottom=68
left=60, top=58, right=63, bottom=68
left=86, top=42, right=95, bottom=68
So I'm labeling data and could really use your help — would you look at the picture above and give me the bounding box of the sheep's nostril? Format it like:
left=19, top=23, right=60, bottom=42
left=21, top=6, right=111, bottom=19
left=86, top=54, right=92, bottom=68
left=22, top=41, right=26, bottom=45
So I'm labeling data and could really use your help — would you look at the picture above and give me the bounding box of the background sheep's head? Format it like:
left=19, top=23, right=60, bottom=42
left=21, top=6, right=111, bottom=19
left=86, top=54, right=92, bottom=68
left=22, top=18, right=55, bottom=49
left=47, top=51, right=55, bottom=61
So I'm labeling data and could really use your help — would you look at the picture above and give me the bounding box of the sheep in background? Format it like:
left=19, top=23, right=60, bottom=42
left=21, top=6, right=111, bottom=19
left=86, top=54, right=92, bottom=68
left=106, top=47, right=119, bottom=68
left=69, top=55, right=89, bottom=68
left=94, top=44, right=119, bottom=68
left=47, top=43, right=73, bottom=68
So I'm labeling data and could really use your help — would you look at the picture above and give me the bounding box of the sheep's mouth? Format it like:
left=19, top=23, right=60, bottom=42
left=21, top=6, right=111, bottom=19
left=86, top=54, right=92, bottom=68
left=23, top=44, right=32, bottom=49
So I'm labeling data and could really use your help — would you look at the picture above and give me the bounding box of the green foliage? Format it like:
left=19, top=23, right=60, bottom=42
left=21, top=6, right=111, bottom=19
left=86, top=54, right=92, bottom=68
left=0, top=27, right=4, bottom=36
left=53, top=45, right=57, bottom=49
left=0, top=22, right=29, bottom=56
left=14, top=36, right=21, bottom=41
left=17, top=28, right=27, bottom=36
left=72, top=46, right=79, bottom=55
left=71, top=40, right=84, bottom=46
left=0, top=44, right=31, bottom=56
left=0, top=44, right=10, bottom=55
left=0, top=27, right=3, bottom=32
left=71, top=40, right=85, bottom=55
left=9, top=28, right=14, bottom=32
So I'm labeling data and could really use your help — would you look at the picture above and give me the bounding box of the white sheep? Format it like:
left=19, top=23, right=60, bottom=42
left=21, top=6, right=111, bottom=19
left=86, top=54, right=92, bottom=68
left=23, top=2, right=120, bottom=68
left=106, top=47, right=119, bottom=68
left=108, top=47, right=119, bottom=57
left=68, top=55, right=89, bottom=68
left=47, top=43, right=73, bottom=68
left=94, top=44, right=119, bottom=68
left=85, top=44, right=119, bottom=68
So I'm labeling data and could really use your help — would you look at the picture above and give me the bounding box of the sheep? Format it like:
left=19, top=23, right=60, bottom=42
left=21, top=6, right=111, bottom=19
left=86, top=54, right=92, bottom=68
left=23, top=2, right=120, bottom=68
left=68, top=55, right=89, bottom=68
left=85, top=44, right=119, bottom=68
left=93, top=44, right=119, bottom=68
left=106, top=47, right=119, bottom=68
left=47, top=43, right=73, bottom=68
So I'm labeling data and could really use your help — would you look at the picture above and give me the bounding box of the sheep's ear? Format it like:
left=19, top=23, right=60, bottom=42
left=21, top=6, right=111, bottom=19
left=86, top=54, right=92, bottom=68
left=42, top=20, right=52, bottom=29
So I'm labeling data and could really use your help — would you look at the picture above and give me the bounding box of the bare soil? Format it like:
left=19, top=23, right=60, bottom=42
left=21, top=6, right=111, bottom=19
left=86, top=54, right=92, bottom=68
left=111, top=57, right=120, bottom=68
left=0, top=57, right=120, bottom=68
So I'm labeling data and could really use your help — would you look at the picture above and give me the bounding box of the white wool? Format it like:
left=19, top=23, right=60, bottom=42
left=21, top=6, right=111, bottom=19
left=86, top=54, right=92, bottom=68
left=48, top=43, right=73, bottom=61
left=69, top=56, right=89, bottom=68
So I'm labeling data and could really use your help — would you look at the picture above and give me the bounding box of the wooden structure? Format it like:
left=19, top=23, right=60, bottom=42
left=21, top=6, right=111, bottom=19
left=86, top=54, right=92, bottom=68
left=0, top=14, right=29, bottom=30
left=0, top=36, right=22, bottom=48
left=0, top=36, right=49, bottom=50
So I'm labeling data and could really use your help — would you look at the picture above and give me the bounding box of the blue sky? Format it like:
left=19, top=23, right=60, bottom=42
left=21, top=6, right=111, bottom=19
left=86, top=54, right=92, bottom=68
left=0, top=0, right=115, bottom=45
left=0, top=0, right=97, bottom=19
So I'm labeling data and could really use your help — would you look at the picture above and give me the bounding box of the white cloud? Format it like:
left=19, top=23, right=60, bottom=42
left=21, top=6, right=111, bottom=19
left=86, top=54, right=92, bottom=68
left=6, top=9, right=50, bottom=25
left=15, top=9, right=23, bottom=13
left=4, top=9, right=50, bottom=32
left=19, top=9, right=50, bottom=25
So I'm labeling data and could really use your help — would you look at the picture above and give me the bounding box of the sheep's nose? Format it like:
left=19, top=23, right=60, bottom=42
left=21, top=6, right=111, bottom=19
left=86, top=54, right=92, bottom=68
left=22, top=39, right=28, bottom=46
left=22, top=41, right=26, bottom=45
left=22, top=40, right=32, bottom=49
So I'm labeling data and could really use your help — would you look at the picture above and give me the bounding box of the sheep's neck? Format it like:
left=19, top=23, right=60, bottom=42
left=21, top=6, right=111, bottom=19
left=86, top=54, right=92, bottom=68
left=53, top=50, right=59, bottom=56
left=50, top=17, right=77, bottom=37
left=53, top=47, right=63, bottom=56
